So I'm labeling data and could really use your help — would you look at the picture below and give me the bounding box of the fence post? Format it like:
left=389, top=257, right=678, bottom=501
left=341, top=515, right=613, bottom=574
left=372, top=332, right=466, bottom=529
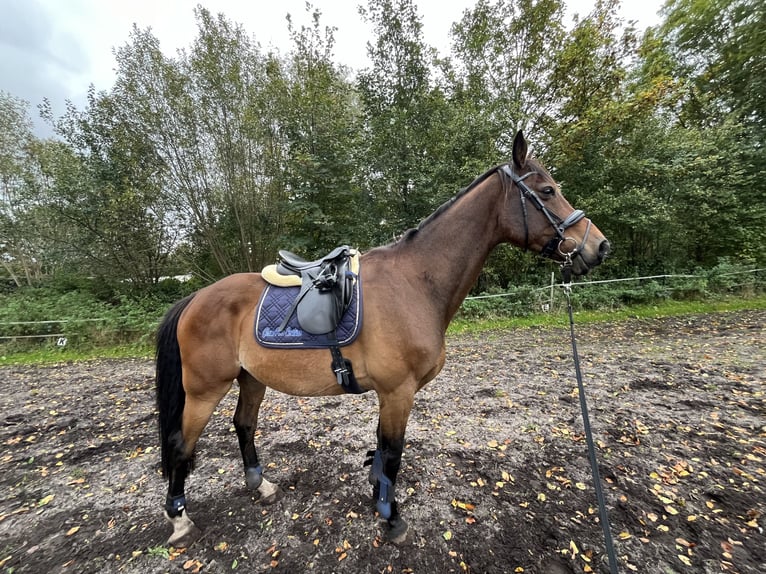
left=549, top=271, right=555, bottom=312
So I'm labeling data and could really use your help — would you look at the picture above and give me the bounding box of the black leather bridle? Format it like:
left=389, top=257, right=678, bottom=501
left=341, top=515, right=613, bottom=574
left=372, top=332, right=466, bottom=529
left=500, top=164, right=592, bottom=261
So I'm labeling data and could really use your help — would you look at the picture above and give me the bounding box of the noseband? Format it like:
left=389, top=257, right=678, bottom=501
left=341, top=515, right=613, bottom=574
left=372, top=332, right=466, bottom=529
left=500, top=164, right=592, bottom=260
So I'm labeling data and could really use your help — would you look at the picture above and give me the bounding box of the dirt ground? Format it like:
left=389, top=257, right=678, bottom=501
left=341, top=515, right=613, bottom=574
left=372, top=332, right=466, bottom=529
left=0, top=309, right=764, bottom=574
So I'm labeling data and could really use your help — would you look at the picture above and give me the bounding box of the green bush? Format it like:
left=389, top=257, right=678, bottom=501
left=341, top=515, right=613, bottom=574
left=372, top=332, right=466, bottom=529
left=0, top=279, right=195, bottom=353
left=458, top=264, right=764, bottom=320
left=1, top=264, right=763, bottom=356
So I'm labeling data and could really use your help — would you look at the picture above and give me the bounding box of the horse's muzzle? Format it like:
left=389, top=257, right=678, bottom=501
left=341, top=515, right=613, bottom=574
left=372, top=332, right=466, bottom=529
left=597, top=239, right=610, bottom=263
left=569, top=238, right=610, bottom=276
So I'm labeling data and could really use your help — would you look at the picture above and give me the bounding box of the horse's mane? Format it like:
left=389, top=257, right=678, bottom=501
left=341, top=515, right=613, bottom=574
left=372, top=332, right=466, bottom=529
left=399, top=158, right=547, bottom=243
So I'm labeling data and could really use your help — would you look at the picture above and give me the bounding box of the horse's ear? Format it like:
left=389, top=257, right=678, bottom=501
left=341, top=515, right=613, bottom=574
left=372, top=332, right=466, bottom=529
left=512, top=130, right=528, bottom=169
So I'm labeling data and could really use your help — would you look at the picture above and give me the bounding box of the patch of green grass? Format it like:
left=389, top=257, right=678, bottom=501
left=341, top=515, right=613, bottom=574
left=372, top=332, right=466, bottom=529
left=447, top=294, right=766, bottom=335
left=145, top=545, right=170, bottom=559
left=0, top=342, right=152, bottom=366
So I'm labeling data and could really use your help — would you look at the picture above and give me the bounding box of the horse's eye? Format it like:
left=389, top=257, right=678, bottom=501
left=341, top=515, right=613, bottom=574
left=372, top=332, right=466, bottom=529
left=540, top=186, right=556, bottom=197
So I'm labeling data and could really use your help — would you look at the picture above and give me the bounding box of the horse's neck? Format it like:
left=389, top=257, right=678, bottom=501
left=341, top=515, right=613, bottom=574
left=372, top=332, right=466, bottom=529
left=398, top=176, right=505, bottom=328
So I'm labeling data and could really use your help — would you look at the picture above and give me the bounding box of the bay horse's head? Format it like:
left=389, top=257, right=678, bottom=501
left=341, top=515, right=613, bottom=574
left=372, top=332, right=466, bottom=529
left=501, top=131, right=610, bottom=276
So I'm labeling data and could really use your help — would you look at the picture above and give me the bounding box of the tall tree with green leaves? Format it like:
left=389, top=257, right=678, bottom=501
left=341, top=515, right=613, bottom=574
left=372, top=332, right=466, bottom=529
left=0, top=92, right=40, bottom=285
left=39, top=88, right=176, bottom=287
left=110, top=9, right=298, bottom=277
left=450, top=0, right=567, bottom=150
left=446, top=0, right=570, bottom=286
left=659, top=0, right=766, bottom=267
left=356, top=0, right=449, bottom=241
left=276, top=6, right=364, bottom=256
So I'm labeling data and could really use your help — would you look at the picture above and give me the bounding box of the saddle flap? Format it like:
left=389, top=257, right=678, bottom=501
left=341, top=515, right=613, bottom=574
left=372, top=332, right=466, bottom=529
left=295, top=259, right=352, bottom=334
left=296, top=279, right=344, bottom=334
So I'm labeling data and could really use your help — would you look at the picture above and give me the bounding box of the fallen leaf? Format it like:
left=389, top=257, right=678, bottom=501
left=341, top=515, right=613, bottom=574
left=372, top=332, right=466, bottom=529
left=569, top=540, right=579, bottom=556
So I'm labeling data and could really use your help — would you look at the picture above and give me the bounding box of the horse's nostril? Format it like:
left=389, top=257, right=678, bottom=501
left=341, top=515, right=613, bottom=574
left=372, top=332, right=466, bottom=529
left=598, top=240, right=610, bottom=261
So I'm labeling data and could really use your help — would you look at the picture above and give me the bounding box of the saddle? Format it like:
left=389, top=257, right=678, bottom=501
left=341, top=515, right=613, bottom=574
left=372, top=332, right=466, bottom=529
left=260, top=246, right=365, bottom=394
left=263, top=246, right=359, bottom=335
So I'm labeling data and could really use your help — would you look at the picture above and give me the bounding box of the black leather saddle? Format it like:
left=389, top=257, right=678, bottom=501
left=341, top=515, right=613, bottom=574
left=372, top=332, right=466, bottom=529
left=273, top=245, right=357, bottom=335
left=259, top=245, right=364, bottom=393
left=276, top=245, right=351, bottom=275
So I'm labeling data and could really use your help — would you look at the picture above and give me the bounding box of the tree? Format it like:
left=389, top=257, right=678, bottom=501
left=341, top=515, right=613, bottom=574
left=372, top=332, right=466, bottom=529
left=450, top=0, right=567, bottom=149
left=0, top=92, right=43, bottom=285
left=659, top=0, right=766, bottom=267
left=39, top=89, right=176, bottom=287
left=447, top=0, right=569, bottom=286
left=356, top=0, right=451, bottom=241
left=275, top=6, right=364, bottom=255
left=111, top=9, right=293, bottom=277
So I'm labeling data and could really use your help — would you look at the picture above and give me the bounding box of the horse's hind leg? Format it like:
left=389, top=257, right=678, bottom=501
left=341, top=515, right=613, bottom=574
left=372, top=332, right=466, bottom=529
left=234, top=370, right=280, bottom=502
left=165, top=379, right=231, bottom=547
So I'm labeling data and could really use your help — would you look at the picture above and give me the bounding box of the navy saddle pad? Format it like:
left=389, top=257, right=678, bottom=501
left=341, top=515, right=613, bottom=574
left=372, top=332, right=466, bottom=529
left=254, top=281, right=362, bottom=349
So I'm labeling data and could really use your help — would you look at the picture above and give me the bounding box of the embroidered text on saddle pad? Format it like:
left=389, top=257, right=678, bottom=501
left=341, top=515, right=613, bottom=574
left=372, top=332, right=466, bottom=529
left=254, top=281, right=362, bottom=349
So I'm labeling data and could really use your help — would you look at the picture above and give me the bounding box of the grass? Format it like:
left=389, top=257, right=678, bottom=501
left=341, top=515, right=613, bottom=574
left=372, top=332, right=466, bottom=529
left=1, top=294, right=764, bottom=366
left=0, top=343, right=152, bottom=367
left=446, top=293, right=766, bottom=335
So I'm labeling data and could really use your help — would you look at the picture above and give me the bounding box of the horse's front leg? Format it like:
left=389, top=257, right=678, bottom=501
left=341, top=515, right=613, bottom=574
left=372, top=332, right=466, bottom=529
left=368, top=390, right=414, bottom=543
left=234, top=370, right=280, bottom=503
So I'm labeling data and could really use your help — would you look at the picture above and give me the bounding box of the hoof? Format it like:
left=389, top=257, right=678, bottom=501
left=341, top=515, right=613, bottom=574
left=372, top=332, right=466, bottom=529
left=384, top=516, right=408, bottom=544
left=164, top=511, right=202, bottom=548
left=257, top=477, right=282, bottom=505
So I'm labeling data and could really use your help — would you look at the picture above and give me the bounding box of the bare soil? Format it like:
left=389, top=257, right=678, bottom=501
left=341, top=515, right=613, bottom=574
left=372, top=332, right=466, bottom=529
left=1, top=310, right=764, bottom=574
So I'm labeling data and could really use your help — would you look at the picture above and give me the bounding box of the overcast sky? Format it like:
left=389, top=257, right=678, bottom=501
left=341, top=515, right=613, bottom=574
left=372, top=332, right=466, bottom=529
left=0, top=0, right=664, bottom=136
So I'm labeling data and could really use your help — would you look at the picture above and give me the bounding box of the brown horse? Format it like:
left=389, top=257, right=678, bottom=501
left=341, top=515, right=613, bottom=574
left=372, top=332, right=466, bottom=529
left=155, top=131, right=610, bottom=546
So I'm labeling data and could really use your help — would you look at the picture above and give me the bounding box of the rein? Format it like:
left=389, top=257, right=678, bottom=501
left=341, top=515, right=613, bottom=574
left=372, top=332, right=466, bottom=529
left=501, top=158, right=617, bottom=569
left=561, top=258, right=620, bottom=574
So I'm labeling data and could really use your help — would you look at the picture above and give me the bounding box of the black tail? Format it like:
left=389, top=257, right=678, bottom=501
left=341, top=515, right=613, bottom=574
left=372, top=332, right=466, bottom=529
left=155, top=294, right=196, bottom=478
